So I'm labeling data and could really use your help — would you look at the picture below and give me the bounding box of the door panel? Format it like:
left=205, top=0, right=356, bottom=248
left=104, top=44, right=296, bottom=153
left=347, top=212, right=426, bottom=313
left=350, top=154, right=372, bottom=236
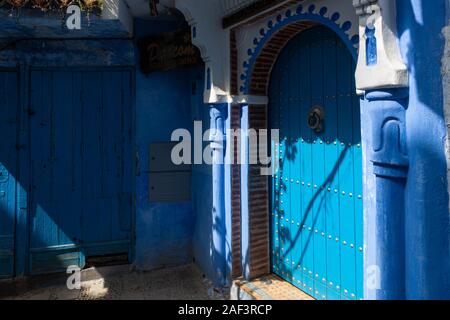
left=29, top=69, right=133, bottom=274
left=0, top=70, right=19, bottom=278
left=270, top=26, right=363, bottom=300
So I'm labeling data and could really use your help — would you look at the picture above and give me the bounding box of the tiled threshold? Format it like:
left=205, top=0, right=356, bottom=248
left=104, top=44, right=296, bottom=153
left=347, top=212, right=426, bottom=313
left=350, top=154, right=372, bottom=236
left=231, top=274, right=315, bottom=300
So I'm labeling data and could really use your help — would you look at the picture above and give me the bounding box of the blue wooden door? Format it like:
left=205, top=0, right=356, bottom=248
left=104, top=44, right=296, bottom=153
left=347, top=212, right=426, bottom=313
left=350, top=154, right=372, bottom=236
left=270, top=26, right=363, bottom=300
left=29, top=69, right=133, bottom=274
left=0, top=70, right=19, bottom=278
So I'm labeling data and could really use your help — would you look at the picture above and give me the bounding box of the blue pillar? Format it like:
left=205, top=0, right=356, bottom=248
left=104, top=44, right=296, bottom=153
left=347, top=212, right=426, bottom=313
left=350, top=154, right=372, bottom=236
left=208, top=103, right=228, bottom=287
left=365, top=89, right=409, bottom=299
left=239, top=104, right=250, bottom=280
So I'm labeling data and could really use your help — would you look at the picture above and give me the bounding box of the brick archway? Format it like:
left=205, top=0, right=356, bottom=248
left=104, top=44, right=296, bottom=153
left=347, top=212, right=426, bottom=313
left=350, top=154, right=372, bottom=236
left=247, top=21, right=317, bottom=95
left=238, top=4, right=359, bottom=96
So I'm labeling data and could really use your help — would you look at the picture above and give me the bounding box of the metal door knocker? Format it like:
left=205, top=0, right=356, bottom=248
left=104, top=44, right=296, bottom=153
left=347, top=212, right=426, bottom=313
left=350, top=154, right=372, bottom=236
left=307, top=106, right=325, bottom=133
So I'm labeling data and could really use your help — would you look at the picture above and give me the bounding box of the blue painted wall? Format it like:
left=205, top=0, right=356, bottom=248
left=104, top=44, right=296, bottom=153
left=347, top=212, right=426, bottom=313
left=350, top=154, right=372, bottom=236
left=132, top=18, right=218, bottom=279
left=396, top=0, right=450, bottom=299
left=133, top=18, right=206, bottom=270
left=0, top=8, right=131, bottom=39
left=0, top=12, right=218, bottom=278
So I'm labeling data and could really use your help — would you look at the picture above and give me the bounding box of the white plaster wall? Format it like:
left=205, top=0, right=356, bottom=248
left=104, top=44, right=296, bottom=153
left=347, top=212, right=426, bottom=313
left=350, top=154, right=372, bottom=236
left=175, top=0, right=359, bottom=101
left=103, top=0, right=133, bottom=34
left=354, top=0, right=408, bottom=90
left=221, top=0, right=260, bottom=16
left=175, top=0, right=231, bottom=103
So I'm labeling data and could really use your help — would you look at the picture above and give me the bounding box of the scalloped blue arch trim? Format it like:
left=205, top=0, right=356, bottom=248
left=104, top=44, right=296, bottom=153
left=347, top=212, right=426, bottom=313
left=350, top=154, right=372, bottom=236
left=240, top=5, right=359, bottom=94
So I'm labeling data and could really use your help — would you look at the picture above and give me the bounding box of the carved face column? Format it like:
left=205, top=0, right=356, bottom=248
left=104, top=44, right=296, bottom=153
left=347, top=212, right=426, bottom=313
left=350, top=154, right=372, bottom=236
left=353, top=0, right=410, bottom=300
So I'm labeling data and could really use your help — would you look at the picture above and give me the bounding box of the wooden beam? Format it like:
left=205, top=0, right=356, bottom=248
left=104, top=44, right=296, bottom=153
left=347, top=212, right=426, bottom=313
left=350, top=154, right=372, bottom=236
left=222, top=0, right=283, bottom=29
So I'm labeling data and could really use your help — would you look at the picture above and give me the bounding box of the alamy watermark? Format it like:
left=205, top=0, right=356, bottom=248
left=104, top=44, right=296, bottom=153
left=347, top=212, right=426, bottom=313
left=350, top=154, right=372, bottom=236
left=66, top=265, right=81, bottom=290
left=66, top=5, right=81, bottom=30
left=366, top=265, right=381, bottom=290
left=170, top=121, right=279, bottom=176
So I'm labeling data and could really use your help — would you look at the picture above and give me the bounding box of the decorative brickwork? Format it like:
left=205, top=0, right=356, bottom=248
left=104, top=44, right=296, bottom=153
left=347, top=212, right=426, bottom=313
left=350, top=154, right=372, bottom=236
left=249, top=20, right=315, bottom=95
left=248, top=104, right=270, bottom=278
left=231, top=104, right=242, bottom=278
left=230, top=30, right=239, bottom=96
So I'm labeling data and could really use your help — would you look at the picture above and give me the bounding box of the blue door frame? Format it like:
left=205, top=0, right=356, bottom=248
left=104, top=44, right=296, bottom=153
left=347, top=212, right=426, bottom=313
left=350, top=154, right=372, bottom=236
left=269, top=26, right=363, bottom=300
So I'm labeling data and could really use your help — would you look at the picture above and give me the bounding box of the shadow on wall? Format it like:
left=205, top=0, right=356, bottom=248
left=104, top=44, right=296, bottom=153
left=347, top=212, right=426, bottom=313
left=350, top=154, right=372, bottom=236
left=396, top=0, right=450, bottom=299
left=191, top=96, right=223, bottom=284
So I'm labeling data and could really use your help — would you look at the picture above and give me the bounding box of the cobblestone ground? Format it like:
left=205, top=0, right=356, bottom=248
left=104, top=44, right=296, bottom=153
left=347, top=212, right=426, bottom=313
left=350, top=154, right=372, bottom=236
left=0, top=264, right=228, bottom=300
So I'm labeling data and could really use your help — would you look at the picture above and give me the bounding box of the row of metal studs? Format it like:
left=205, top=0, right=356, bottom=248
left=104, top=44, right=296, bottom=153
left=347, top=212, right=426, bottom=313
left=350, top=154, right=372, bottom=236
left=273, top=265, right=326, bottom=299
left=277, top=140, right=362, bottom=147
left=272, top=215, right=363, bottom=253
left=273, top=179, right=362, bottom=200
left=275, top=223, right=363, bottom=251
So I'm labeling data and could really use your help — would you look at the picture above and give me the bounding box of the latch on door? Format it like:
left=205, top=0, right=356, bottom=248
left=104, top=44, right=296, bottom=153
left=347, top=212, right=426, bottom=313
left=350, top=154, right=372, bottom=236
left=307, top=106, right=325, bottom=133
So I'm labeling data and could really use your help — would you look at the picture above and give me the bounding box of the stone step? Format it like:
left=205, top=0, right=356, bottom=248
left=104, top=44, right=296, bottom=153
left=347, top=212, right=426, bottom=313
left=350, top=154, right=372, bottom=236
left=230, top=274, right=314, bottom=300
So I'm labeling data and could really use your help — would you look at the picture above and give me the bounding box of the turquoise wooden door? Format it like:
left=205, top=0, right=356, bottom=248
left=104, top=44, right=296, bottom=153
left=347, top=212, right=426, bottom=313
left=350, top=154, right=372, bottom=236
left=0, top=70, right=19, bottom=278
left=270, top=26, right=363, bottom=300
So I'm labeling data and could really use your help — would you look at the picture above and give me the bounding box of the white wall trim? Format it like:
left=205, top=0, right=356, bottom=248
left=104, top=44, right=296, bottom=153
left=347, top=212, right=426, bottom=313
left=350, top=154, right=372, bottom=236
left=175, top=0, right=231, bottom=104
left=103, top=0, right=134, bottom=34
left=203, top=94, right=269, bottom=105
left=353, top=0, right=409, bottom=90
left=175, top=0, right=408, bottom=102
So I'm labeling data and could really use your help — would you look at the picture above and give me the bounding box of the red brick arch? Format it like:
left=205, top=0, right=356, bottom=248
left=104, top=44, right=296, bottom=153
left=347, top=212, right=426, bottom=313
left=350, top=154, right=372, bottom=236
left=248, top=20, right=317, bottom=95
